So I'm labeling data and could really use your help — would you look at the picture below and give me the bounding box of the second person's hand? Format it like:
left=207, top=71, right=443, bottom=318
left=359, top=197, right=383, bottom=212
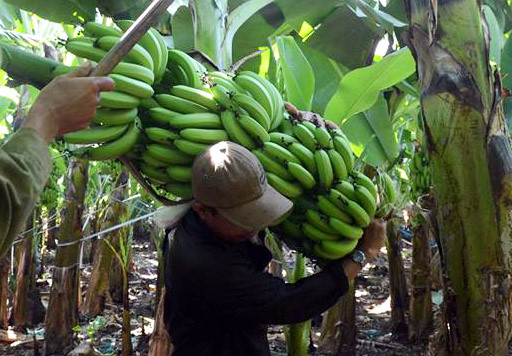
left=24, top=62, right=116, bottom=144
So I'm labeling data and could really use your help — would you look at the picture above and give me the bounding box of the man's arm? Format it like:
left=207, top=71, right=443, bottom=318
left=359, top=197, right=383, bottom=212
left=0, top=63, right=114, bottom=259
left=196, top=220, right=386, bottom=326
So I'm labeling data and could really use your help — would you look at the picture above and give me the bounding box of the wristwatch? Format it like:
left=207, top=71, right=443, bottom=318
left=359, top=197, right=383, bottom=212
left=351, top=249, right=366, bottom=267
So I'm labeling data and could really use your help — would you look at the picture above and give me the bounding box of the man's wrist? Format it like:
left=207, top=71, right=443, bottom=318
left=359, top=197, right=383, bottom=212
left=25, top=106, right=57, bottom=144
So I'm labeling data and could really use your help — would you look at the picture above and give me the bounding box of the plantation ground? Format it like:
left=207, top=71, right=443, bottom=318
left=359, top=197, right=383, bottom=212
left=0, top=232, right=429, bottom=355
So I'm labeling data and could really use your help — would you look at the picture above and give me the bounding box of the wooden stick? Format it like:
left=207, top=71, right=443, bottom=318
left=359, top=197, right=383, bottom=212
left=90, top=0, right=174, bottom=77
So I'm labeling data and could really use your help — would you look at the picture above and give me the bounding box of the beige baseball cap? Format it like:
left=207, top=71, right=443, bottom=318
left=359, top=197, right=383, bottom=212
left=192, top=141, right=293, bottom=231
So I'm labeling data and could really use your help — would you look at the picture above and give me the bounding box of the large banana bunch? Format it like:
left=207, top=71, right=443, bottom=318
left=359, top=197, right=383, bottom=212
left=56, top=22, right=383, bottom=261
left=58, top=21, right=168, bottom=160
left=410, top=147, right=431, bottom=199
left=375, top=171, right=397, bottom=218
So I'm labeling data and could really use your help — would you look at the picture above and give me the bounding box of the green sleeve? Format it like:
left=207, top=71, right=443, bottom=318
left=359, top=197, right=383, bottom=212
left=0, top=128, right=52, bottom=259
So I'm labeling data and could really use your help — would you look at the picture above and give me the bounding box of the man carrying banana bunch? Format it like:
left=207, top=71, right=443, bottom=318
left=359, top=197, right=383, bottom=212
left=161, top=141, right=387, bottom=355
left=0, top=63, right=115, bottom=258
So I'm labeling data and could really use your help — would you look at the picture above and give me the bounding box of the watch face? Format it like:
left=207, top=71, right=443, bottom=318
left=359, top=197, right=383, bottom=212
left=353, top=250, right=365, bottom=263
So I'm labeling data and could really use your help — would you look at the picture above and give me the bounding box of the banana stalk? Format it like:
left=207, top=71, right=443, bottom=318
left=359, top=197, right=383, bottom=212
left=284, top=253, right=311, bottom=356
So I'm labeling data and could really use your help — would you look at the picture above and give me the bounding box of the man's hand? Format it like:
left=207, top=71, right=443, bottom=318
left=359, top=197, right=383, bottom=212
left=24, top=62, right=115, bottom=144
left=358, top=219, right=387, bottom=261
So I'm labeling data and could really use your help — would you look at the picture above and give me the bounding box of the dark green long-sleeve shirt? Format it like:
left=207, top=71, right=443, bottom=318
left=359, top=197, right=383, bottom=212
left=0, top=128, right=52, bottom=259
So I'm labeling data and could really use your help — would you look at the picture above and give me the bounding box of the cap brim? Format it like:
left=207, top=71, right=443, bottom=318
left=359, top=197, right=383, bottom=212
left=217, top=184, right=293, bottom=231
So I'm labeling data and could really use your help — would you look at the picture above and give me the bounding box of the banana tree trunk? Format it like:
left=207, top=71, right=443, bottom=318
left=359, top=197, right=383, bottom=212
left=83, top=170, right=129, bottom=317
left=44, top=158, right=88, bottom=355
left=284, top=253, right=310, bottom=356
left=409, top=214, right=432, bottom=343
left=13, top=210, right=37, bottom=329
left=406, top=1, right=512, bottom=353
left=317, top=282, right=356, bottom=356
left=0, top=256, right=9, bottom=329
left=386, top=218, right=408, bottom=337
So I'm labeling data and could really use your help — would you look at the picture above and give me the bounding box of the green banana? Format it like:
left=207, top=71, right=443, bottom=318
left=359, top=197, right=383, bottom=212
left=92, top=108, right=137, bottom=126
left=149, top=28, right=168, bottom=83
left=62, top=124, right=128, bottom=144
left=278, top=117, right=295, bottom=136
left=109, top=74, right=154, bottom=99
left=111, top=62, right=155, bottom=85
left=210, top=85, right=236, bottom=110
left=381, top=172, right=397, bottom=204
left=313, top=244, right=340, bottom=260
left=288, top=143, right=317, bottom=176
left=252, top=149, right=294, bottom=181
left=99, top=91, right=140, bottom=109
left=262, top=142, right=300, bottom=166
left=293, top=123, right=318, bottom=151
left=269, top=132, right=298, bottom=147
left=140, top=98, right=160, bottom=110
left=318, top=239, right=358, bottom=259
left=166, top=183, right=194, bottom=199
left=145, top=127, right=179, bottom=144
left=353, top=184, right=377, bottom=217
left=327, top=149, right=348, bottom=181
left=141, top=164, right=172, bottom=184
left=65, top=40, right=107, bottom=62
left=168, top=66, right=190, bottom=86
left=141, top=151, right=168, bottom=167
left=83, top=22, right=122, bottom=37
left=180, top=128, right=228, bottom=144
left=287, top=162, right=316, bottom=189
left=329, top=189, right=370, bottom=228
left=170, top=85, right=220, bottom=112
left=117, top=20, right=163, bottom=76
left=238, top=114, right=270, bottom=144
left=96, top=36, right=154, bottom=71
left=234, top=74, right=274, bottom=119
left=334, top=181, right=356, bottom=200
left=146, top=144, right=195, bottom=165
left=266, top=172, right=303, bottom=198
left=352, top=171, right=378, bottom=200
left=149, top=107, right=182, bottom=125
left=314, top=125, right=334, bottom=149
left=167, top=49, right=203, bottom=89
left=220, top=110, right=256, bottom=150
left=232, top=93, right=271, bottom=130
left=238, top=71, right=280, bottom=127
left=174, top=139, right=210, bottom=156
left=165, top=113, right=223, bottom=130
left=333, top=135, right=354, bottom=173
left=302, top=121, right=317, bottom=134
left=166, top=165, right=192, bottom=182
left=209, top=75, right=246, bottom=95
left=315, top=149, right=334, bottom=189
left=329, top=218, right=364, bottom=240
left=302, top=223, right=338, bottom=242
left=317, top=195, right=352, bottom=224
left=155, top=94, right=210, bottom=114
left=281, top=220, right=303, bottom=239
left=305, top=209, right=338, bottom=235
left=72, top=117, right=141, bottom=161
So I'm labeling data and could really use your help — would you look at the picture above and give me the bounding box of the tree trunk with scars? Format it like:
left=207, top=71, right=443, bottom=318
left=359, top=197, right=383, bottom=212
left=44, top=158, right=88, bottom=355
left=386, top=218, right=409, bottom=337
left=83, top=170, right=129, bottom=316
left=409, top=212, right=432, bottom=343
left=317, top=282, right=356, bottom=356
left=0, top=256, right=9, bottom=329
left=406, top=0, right=512, bottom=353
left=13, top=211, right=36, bottom=329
